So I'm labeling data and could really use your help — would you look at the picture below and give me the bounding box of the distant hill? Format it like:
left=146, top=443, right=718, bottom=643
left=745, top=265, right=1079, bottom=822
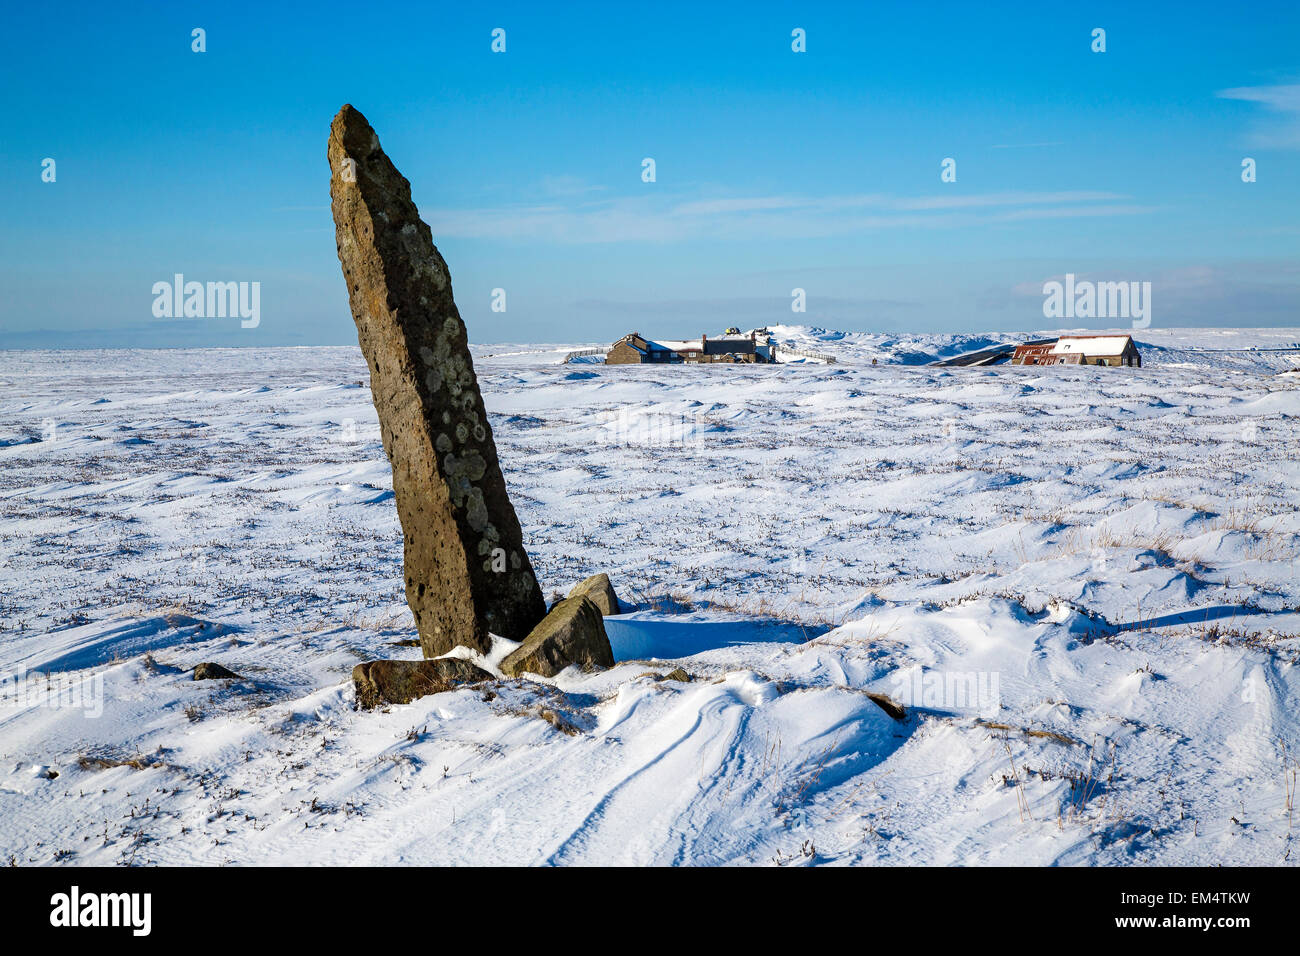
left=468, top=326, right=1300, bottom=374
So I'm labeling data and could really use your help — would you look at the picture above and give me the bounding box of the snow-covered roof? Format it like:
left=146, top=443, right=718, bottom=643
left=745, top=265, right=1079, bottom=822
left=630, top=330, right=769, bottom=354
left=1051, top=336, right=1133, bottom=355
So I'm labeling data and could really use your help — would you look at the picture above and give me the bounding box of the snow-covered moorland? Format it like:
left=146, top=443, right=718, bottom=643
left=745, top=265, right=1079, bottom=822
left=1, top=327, right=1298, bottom=866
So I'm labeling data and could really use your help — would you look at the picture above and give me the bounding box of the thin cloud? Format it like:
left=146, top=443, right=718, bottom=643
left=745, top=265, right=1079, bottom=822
left=891, top=191, right=1124, bottom=211
left=669, top=196, right=813, bottom=216
left=1216, top=83, right=1300, bottom=148
left=1218, top=83, right=1300, bottom=109
left=539, top=174, right=609, bottom=198
left=425, top=189, right=1143, bottom=243
left=995, top=263, right=1300, bottom=326
left=992, top=203, right=1155, bottom=222
left=573, top=295, right=921, bottom=317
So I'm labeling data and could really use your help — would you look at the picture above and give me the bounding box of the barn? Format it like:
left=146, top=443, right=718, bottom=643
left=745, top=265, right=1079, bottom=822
left=606, top=330, right=776, bottom=364
left=1012, top=334, right=1141, bottom=367
left=605, top=333, right=674, bottom=364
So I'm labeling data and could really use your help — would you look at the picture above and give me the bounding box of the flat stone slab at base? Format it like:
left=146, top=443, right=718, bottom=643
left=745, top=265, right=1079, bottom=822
left=657, top=667, right=692, bottom=683
left=353, top=658, right=493, bottom=709
left=500, top=596, right=615, bottom=679
left=193, top=662, right=243, bottom=681
left=568, top=573, right=621, bottom=616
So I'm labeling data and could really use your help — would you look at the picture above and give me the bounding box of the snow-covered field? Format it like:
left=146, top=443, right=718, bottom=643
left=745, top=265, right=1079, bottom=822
left=1, top=327, right=1298, bottom=866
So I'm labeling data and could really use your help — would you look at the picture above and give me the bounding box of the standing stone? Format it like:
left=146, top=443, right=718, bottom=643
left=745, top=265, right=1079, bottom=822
left=328, top=104, right=546, bottom=657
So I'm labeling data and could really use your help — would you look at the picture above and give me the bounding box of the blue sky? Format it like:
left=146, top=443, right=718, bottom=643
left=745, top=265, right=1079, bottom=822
left=2, top=0, right=1298, bottom=348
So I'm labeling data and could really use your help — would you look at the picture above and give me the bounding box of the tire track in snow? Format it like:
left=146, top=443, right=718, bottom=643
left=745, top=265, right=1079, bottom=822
left=543, top=686, right=755, bottom=865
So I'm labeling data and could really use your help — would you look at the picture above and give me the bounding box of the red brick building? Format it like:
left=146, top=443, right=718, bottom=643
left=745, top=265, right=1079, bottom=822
left=1012, top=335, right=1141, bottom=367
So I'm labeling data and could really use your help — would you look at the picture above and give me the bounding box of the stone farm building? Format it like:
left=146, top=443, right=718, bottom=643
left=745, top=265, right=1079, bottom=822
left=1011, top=334, right=1142, bottom=367
left=606, top=330, right=776, bottom=364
